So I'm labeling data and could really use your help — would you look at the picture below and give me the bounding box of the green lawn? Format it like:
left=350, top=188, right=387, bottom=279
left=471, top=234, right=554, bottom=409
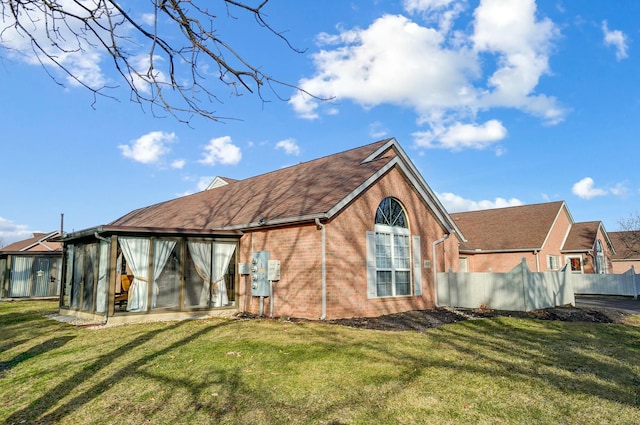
left=1, top=301, right=639, bottom=424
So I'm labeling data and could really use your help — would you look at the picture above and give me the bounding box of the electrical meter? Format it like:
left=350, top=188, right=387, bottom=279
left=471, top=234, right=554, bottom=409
left=251, top=251, right=270, bottom=297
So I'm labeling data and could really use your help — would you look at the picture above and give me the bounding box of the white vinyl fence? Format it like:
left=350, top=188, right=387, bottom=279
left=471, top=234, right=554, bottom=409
left=437, top=259, right=640, bottom=312
left=570, top=266, right=640, bottom=297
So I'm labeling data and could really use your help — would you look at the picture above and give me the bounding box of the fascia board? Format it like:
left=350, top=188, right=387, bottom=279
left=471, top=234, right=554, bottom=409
left=217, top=213, right=328, bottom=231
left=598, top=222, right=616, bottom=255
left=390, top=143, right=466, bottom=242
left=541, top=202, right=570, bottom=252
left=459, top=248, right=540, bottom=254
left=20, top=231, right=59, bottom=252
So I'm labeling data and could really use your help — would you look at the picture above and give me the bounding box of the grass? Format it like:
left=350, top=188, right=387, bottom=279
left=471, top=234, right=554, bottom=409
left=1, top=301, right=639, bottom=424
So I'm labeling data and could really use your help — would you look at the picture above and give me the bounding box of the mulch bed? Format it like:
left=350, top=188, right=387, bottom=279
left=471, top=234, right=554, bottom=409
left=237, top=305, right=631, bottom=332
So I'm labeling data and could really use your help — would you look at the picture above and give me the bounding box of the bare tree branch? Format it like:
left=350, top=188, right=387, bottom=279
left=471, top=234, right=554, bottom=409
left=0, top=0, right=326, bottom=124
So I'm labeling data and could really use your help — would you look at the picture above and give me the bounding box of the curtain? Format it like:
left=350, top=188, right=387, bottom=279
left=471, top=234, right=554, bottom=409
left=152, top=240, right=176, bottom=308
left=187, top=241, right=212, bottom=307
left=120, top=237, right=150, bottom=312
left=187, top=241, right=235, bottom=307
left=211, top=243, right=235, bottom=307
left=9, top=256, right=33, bottom=297
left=95, top=241, right=110, bottom=314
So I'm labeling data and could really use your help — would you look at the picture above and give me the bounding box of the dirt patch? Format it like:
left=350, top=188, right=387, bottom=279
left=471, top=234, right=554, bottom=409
left=260, top=305, right=632, bottom=332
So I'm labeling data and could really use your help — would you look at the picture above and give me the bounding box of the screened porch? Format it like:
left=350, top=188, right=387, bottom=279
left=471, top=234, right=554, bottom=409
left=58, top=227, right=242, bottom=322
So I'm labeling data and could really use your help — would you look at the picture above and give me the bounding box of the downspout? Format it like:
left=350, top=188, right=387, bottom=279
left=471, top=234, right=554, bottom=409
left=432, top=234, right=450, bottom=308
left=315, top=218, right=327, bottom=320
left=94, top=232, right=110, bottom=243
left=534, top=250, right=539, bottom=272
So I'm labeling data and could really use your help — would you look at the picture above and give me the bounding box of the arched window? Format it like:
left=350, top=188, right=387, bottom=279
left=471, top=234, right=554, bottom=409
left=371, top=198, right=412, bottom=297
left=595, top=239, right=605, bottom=274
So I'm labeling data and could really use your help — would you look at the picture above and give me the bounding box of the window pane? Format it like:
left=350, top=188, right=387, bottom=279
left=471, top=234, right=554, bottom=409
left=32, top=257, right=51, bottom=297
left=71, top=247, right=83, bottom=309
left=82, top=244, right=97, bottom=312
left=393, top=235, right=410, bottom=269
left=185, top=242, right=211, bottom=308
left=376, top=271, right=392, bottom=296
left=375, top=233, right=392, bottom=268
left=153, top=241, right=180, bottom=310
left=395, top=271, right=411, bottom=296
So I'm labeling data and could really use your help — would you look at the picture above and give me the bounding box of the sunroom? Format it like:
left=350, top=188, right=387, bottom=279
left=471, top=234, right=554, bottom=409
left=58, top=226, right=242, bottom=325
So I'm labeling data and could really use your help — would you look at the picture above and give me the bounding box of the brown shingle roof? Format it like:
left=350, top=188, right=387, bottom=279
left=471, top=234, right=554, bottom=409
left=450, top=201, right=567, bottom=252
left=561, top=221, right=600, bottom=252
left=609, top=231, right=640, bottom=260
left=111, top=139, right=398, bottom=230
left=0, top=232, right=62, bottom=253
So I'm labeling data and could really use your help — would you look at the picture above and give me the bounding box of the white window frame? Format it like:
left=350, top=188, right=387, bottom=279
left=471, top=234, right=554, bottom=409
left=374, top=224, right=411, bottom=297
left=547, top=255, right=560, bottom=271
left=566, top=255, right=583, bottom=274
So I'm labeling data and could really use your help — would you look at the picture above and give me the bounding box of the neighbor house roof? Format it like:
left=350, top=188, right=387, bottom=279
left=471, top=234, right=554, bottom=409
left=104, top=138, right=464, bottom=239
left=0, top=232, right=62, bottom=254
left=451, top=201, right=569, bottom=253
left=609, top=231, right=640, bottom=260
left=561, top=221, right=614, bottom=254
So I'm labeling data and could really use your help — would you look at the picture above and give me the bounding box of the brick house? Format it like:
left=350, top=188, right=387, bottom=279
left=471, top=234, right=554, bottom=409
left=608, top=231, right=640, bottom=274
left=57, top=139, right=464, bottom=324
left=1, top=232, right=62, bottom=299
left=450, top=201, right=615, bottom=274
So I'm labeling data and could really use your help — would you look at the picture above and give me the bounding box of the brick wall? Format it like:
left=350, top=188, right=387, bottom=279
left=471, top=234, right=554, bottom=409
left=238, top=166, right=460, bottom=320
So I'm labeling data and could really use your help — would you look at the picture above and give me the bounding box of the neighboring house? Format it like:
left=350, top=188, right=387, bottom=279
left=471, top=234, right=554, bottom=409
left=608, top=231, right=640, bottom=274
left=57, top=139, right=465, bottom=324
left=450, top=202, right=615, bottom=274
left=561, top=221, right=615, bottom=274
left=0, top=232, right=62, bottom=299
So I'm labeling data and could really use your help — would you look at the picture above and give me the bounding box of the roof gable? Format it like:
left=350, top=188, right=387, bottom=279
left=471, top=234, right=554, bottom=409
left=107, top=139, right=463, bottom=239
left=451, top=201, right=568, bottom=252
left=0, top=232, right=62, bottom=253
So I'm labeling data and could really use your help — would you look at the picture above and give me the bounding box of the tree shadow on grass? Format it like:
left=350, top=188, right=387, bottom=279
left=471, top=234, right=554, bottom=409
left=0, top=336, right=75, bottom=379
left=428, top=319, right=640, bottom=409
left=2, top=320, right=236, bottom=425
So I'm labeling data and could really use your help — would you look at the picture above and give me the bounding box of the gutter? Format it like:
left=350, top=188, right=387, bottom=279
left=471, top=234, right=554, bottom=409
left=432, top=234, right=450, bottom=308
left=315, top=218, right=327, bottom=320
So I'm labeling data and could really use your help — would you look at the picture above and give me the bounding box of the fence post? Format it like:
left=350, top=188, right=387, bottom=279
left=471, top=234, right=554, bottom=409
left=521, top=257, right=528, bottom=311
left=633, top=265, right=639, bottom=300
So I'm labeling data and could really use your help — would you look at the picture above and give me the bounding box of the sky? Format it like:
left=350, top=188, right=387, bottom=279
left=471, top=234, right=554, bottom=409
left=0, top=0, right=639, bottom=246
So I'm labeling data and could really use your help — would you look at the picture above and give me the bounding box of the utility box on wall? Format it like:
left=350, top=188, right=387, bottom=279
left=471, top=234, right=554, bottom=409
left=251, top=251, right=270, bottom=297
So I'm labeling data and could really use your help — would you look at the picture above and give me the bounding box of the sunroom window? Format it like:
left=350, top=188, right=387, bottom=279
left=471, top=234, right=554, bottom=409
left=366, top=197, right=420, bottom=298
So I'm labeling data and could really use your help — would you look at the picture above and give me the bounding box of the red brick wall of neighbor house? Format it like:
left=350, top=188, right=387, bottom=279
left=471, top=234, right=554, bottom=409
left=611, top=260, right=640, bottom=274
left=237, top=166, right=459, bottom=320
left=464, top=207, right=573, bottom=273
left=466, top=251, right=539, bottom=273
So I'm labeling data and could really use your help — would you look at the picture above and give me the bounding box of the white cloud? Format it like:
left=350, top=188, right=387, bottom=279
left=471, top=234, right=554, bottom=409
left=572, top=177, right=607, bottom=200
left=369, top=122, right=389, bottom=139
left=413, top=119, right=507, bottom=150
left=472, top=0, right=563, bottom=123
left=291, top=0, right=565, bottom=150
left=0, top=217, right=35, bottom=247
left=171, top=159, right=186, bottom=169
left=0, top=0, right=109, bottom=88
left=275, top=139, right=301, bottom=156
left=119, top=131, right=176, bottom=164
left=602, top=20, right=628, bottom=60
left=403, top=0, right=465, bottom=33
left=438, top=192, right=524, bottom=212
left=129, top=54, right=169, bottom=95
left=199, top=136, right=242, bottom=166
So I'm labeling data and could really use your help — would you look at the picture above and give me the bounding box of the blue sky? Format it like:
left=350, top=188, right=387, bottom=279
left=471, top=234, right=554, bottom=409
left=0, top=0, right=638, bottom=246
